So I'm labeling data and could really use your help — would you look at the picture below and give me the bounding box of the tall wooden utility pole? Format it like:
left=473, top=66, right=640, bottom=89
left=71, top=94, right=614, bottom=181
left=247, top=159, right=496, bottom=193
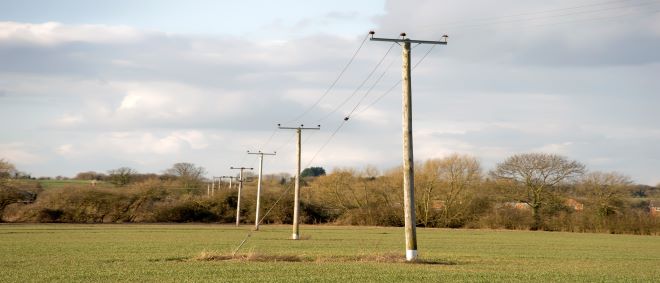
left=370, top=31, right=447, bottom=261
left=278, top=124, right=320, bottom=240
left=247, top=150, right=276, bottom=230
left=230, top=167, right=253, bottom=226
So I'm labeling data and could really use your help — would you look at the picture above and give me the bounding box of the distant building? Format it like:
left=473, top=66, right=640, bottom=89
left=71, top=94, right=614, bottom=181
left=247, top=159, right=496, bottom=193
left=503, top=202, right=531, bottom=211
left=431, top=200, right=445, bottom=210
left=650, top=201, right=660, bottom=217
left=565, top=198, right=584, bottom=211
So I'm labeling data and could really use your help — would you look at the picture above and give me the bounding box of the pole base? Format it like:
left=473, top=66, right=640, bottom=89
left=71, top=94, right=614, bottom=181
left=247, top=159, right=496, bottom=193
left=292, top=233, right=300, bottom=240
left=406, top=249, right=418, bottom=261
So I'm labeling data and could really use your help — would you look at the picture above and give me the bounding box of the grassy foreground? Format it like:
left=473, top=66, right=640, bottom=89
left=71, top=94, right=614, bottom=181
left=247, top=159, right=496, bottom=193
left=0, top=224, right=658, bottom=282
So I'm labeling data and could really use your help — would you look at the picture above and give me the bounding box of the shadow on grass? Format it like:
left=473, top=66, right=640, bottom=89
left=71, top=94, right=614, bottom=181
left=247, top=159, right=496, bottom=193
left=193, top=251, right=458, bottom=265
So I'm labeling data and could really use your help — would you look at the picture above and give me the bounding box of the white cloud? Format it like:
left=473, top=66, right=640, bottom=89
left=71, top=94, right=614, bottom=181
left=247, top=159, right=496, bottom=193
left=534, top=142, right=574, bottom=155
left=151, top=134, right=182, bottom=155
left=100, top=130, right=209, bottom=156
left=55, top=144, right=75, bottom=156
left=118, top=94, right=141, bottom=110
left=112, top=81, right=246, bottom=121
left=115, top=82, right=196, bottom=118
left=110, top=59, right=140, bottom=68
left=0, top=143, right=44, bottom=165
left=0, top=21, right=142, bottom=46
left=53, top=114, right=83, bottom=128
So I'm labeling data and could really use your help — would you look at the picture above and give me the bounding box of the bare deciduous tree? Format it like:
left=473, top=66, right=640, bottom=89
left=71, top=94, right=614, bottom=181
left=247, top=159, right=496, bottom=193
left=107, top=167, right=137, bottom=187
left=164, top=162, right=206, bottom=188
left=491, top=153, right=585, bottom=230
left=0, top=159, right=17, bottom=180
left=417, top=154, right=482, bottom=227
left=75, top=171, right=104, bottom=181
left=580, top=171, right=632, bottom=216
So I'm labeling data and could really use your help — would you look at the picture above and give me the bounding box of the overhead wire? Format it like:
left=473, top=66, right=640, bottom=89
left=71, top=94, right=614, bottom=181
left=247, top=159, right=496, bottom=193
left=284, top=33, right=370, bottom=124
left=258, top=128, right=279, bottom=151
left=344, top=59, right=396, bottom=120
left=305, top=120, right=348, bottom=167
left=401, top=0, right=653, bottom=33
left=355, top=43, right=439, bottom=118
left=274, top=131, right=297, bottom=153
left=437, top=0, right=660, bottom=32
left=302, top=128, right=319, bottom=144
left=236, top=151, right=249, bottom=168
left=303, top=40, right=441, bottom=166
left=315, top=42, right=397, bottom=123
left=508, top=3, right=660, bottom=30
left=232, top=180, right=296, bottom=256
left=431, top=0, right=638, bottom=29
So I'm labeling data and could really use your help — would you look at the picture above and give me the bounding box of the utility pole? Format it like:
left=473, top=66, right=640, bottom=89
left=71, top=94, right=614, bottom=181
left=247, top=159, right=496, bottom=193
left=211, top=179, right=215, bottom=196
left=211, top=176, right=223, bottom=196
left=230, top=167, right=253, bottom=226
left=247, top=150, right=276, bottom=230
left=278, top=124, right=320, bottom=240
left=212, top=176, right=220, bottom=191
left=370, top=31, right=447, bottom=261
left=219, top=176, right=236, bottom=189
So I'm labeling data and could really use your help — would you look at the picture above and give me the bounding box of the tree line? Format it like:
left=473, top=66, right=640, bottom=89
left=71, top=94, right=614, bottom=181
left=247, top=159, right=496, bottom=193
left=0, top=155, right=658, bottom=234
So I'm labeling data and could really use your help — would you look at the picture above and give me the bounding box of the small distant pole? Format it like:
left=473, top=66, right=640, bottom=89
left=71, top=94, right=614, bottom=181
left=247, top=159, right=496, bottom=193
left=278, top=124, right=320, bottom=240
left=212, top=176, right=221, bottom=193
left=247, top=150, right=276, bottom=230
left=207, top=184, right=210, bottom=196
left=211, top=180, right=216, bottom=196
left=219, top=176, right=236, bottom=189
left=230, top=166, right=253, bottom=226
left=370, top=31, right=448, bottom=261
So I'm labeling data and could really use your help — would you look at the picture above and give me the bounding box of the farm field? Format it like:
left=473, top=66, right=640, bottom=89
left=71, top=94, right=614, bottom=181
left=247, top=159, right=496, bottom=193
left=0, top=224, right=658, bottom=282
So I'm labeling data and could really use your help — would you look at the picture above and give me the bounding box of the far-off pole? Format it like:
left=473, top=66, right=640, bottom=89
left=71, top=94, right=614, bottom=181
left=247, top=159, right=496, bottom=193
left=247, top=150, right=276, bottom=230
left=278, top=124, right=320, bottom=240
left=211, top=180, right=215, bottom=196
left=230, top=166, right=253, bottom=226
left=370, top=31, right=447, bottom=261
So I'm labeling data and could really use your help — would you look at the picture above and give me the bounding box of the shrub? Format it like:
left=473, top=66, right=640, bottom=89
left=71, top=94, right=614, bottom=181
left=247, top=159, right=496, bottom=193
left=478, top=207, right=534, bottom=230
left=154, top=200, right=218, bottom=223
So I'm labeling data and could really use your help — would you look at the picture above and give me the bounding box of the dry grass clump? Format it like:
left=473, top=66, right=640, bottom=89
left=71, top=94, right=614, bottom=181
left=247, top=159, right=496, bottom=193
left=195, top=251, right=309, bottom=262
left=194, top=251, right=455, bottom=265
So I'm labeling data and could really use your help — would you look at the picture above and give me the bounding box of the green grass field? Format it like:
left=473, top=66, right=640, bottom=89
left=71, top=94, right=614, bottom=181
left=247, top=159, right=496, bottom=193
left=0, top=224, right=658, bottom=282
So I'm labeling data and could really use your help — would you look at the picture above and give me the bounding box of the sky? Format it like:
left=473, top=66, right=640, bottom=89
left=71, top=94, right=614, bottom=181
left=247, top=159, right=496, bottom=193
left=0, top=0, right=659, bottom=185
